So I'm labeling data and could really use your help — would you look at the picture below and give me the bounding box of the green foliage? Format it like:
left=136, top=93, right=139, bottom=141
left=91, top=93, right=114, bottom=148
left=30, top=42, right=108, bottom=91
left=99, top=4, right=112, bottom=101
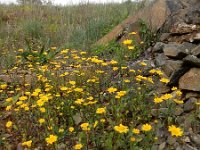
left=23, top=20, right=44, bottom=39
left=21, top=38, right=61, bottom=64
left=138, top=19, right=158, bottom=50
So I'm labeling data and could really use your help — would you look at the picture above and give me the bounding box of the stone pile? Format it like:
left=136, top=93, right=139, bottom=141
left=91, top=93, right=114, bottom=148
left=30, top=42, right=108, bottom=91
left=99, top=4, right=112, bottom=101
left=149, top=0, right=200, bottom=149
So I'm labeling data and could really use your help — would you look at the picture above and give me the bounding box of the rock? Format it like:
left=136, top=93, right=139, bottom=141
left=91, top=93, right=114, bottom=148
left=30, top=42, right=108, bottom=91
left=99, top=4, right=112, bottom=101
left=166, top=0, right=182, bottom=13
left=183, top=144, right=198, bottom=150
left=158, top=142, right=166, bottom=150
left=193, top=33, right=200, bottom=41
left=167, top=136, right=176, bottom=145
left=185, top=92, right=199, bottom=99
left=168, top=66, right=190, bottom=87
left=176, top=146, right=182, bottom=150
left=162, top=60, right=183, bottom=77
left=56, top=143, right=67, bottom=150
left=174, top=107, right=184, bottom=116
left=170, top=23, right=198, bottom=34
left=184, top=98, right=197, bottom=112
left=156, top=83, right=171, bottom=94
left=72, top=113, right=82, bottom=125
left=183, top=55, right=200, bottom=67
left=191, top=45, right=200, bottom=57
left=153, top=42, right=165, bottom=53
left=185, top=9, right=200, bottom=24
left=96, top=0, right=170, bottom=45
left=160, top=33, right=170, bottom=42
left=190, top=133, right=200, bottom=146
left=183, top=136, right=191, bottom=143
left=179, top=68, right=200, bottom=91
left=163, top=43, right=188, bottom=59
left=17, top=143, right=23, bottom=150
left=155, top=53, right=169, bottom=67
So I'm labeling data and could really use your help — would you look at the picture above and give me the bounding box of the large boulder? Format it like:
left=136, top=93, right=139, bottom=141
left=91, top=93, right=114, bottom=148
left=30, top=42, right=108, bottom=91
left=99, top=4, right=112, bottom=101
left=179, top=68, right=200, bottom=91
left=96, top=0, right=171, bottom=45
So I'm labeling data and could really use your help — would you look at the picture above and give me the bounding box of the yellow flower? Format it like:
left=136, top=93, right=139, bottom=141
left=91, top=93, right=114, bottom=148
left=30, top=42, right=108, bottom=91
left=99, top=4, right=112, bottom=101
left=100, top=119, right=106, bottom=123
left=74, top=98, right=84, bottom=105
left=130, top=137, right=136, bottom=142
left=22, top=140, right=32, bottom=148
left=5, top=105, right=12, bottom=111
left=122, top=39, right=132, bottom=45
left=59, top=128, right=64, bottom=133
left=124, top=79, right=130, bottom=83
left=60, top=86, right=68, bottom=91
left=161, top=94, right=173, bottom=100
left=6, top=121, right=13, bottom=128
left=6, top=97, right=13, bottom=102
left=37, top=99, right=45, bottom=107
left=109, top=60, right=118, bottom=65
left=39, top=118, right=45, bottom=124
left=176, top=90, right=182, bottom=96
left=140, top=62, right=147, bottom=66
left=154, top=97, right=163, bottom=103
left=80, top=123, right=90, bottom=131
left=113, top=67, right=118, bottom=71
left=171, top=87, right=178, bottom=91
left=69, top=80, right=76, bottom=85
left=160, top=78, right=170, bottom=84
left=173, top=99, right=184, bottom=104
left=19, top=96, right=28, bottom=101
left=128, top=46, right=135, bottom=50
left=132, top=128, right=140, bottom=134
left=96, top=107, right=106, bottom=114
left=114, top=124, right=129, bottom=133
left=45, top=134, right=58, bottom=145
left=74, top=143, right=83, bottom=150
left=129, top=31, right=137, bottom=35
left=0, top=84, right=7, bottom=89
left=168, top=125, right=183, bottom=137
left=39, top=107, right=46, bottom=113
left=115, top=91, right=127, bottom=99
left=141, top=124, right=152, bottom=132
left=74, top=88, right=83, bottom=93
left=93, top=121, right=98, bottom=128
left=107, top=87, right=117, bottom=93
left=69, top=127, right=74, bottom=132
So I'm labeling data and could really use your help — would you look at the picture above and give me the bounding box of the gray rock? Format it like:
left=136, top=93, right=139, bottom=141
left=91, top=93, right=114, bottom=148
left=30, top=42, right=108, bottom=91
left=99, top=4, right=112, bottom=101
left=163, top=43, right=188, bottom=59
left=167, top=136, right=176, bottom=145
left=183, top=55, right=200, bottom=67
left=162, top=60, right=183, bottom=77
left=183, top=136, right=191, bottom=143
left=185, top=92, right=199, bottom=99
left=183, top=144, right=198, bottom=150
left=184, top=98, right=197, bottom=112
left=158, top=142, right=166, bottom=150
left=166, top=0, right=183, bottom=13
left=153, top=42, right=165, bottom=53
left=56, top=143, right=67, bottom=150
left=168, top=66, right=190, bottom=87
left=185, top=9, right=200, bottom=24
left=190, top=133, right=200, bottom=146
left=17, top=143, right=23, bottom=150
left=176, top=146, right=182, bottom=150
left=191, top=45, right=200, bottom=57
left=155, top=53, right=169, bottom=67
left=174, top=107, right=184, bottom=116
left=179, top=68, right=200, bottom=91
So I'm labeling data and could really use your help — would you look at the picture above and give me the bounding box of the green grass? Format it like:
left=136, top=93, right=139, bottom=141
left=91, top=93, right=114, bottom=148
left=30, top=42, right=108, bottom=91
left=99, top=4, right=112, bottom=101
left=0, top=1, right=145, bottom=52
